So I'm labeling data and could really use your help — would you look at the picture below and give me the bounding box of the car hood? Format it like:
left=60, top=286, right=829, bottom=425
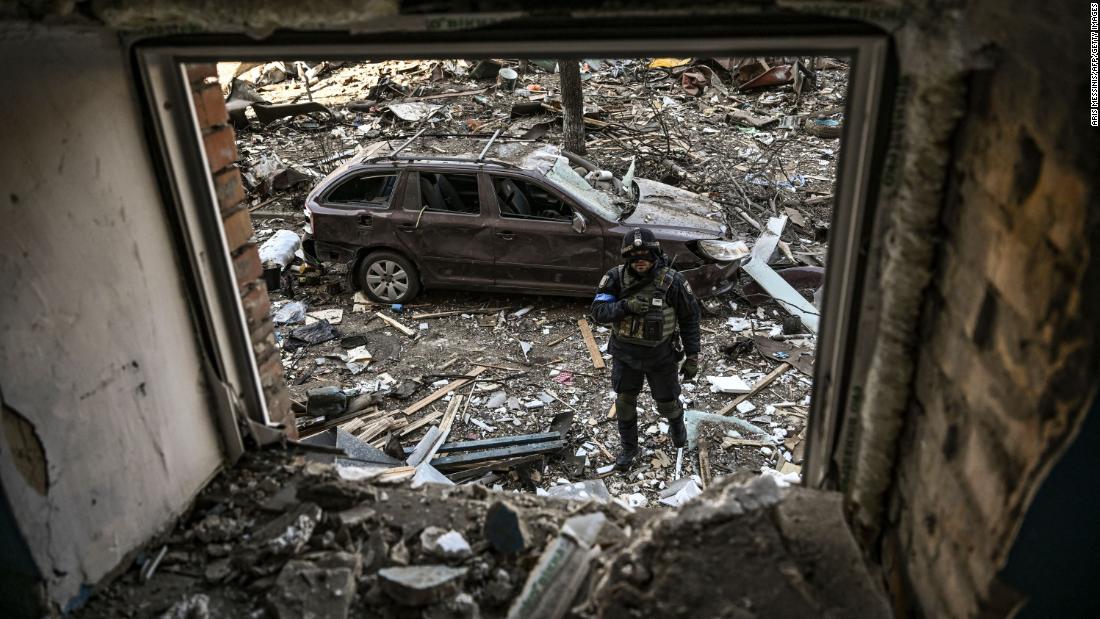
left=622, top=178, right=725, bottom=237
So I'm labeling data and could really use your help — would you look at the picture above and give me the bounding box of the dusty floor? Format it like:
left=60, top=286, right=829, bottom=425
left=231, top=57, right=843, bottom=505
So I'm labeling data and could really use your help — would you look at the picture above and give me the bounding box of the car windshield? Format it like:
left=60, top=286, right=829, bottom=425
left=544, top=156, right=623, bottom=221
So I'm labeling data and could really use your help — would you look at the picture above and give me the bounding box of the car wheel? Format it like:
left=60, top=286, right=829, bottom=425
left=358, top=251, right=420, bottom=304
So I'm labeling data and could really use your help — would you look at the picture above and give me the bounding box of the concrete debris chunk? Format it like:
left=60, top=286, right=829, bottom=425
left=333, top=504, right=376, bottom=528
left=484, top=501, right=530, bottom=554
left=308, top=384, right=345, bottom=419
left=378, top=564, right=468, bottom=606
left=270, top=559, right=357, bottom=619
left=658, top=478, right=702, bottom=507
left=251, top=502, right=322, bottom=555
left=159, top=593, right=211, bottom=619
left=193, top=514, right=245, bottom=544
left=420, top=526, right=473, bottom=560
left=546, top=479, right=611, bottom=503
left=411, top=462, right=455, bottom=488
left=486, top=390, right=507, bottom=408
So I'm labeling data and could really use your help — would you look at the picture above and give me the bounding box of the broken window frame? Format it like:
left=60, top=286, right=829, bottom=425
left=491, top=173, right=577, bottom=223
left=324, top=173, right=399, bottom=206
left=132, top=33, right=889, bottom=488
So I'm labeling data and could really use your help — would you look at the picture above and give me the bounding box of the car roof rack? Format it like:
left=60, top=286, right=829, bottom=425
left=361, top=127, right=520, bottom=168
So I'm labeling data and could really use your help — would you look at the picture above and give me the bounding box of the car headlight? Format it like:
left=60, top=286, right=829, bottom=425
left=696, top=239, right=750, bottom=262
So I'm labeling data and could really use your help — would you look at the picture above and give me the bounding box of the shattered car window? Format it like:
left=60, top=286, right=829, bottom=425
left=327, top=174, right=397, bottom=204
left=545, top=157, right=621, bottom=221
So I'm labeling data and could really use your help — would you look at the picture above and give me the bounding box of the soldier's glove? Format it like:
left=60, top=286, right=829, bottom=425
left=624, top=297, right=651, bottom=315
left=680, top=354, right=699, bottom=381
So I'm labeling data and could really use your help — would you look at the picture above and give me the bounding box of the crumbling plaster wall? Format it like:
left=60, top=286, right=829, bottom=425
left=0, top=25, right=225, bottom=609
left=869, top=0, right=1099, bottom=616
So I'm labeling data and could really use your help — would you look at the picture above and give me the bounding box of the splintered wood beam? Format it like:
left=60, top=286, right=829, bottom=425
left=577, top=319, right=606, bottom=369
left=447, top=454, right=546, bottom=483
left=405, top=366, right=487, bottom=417
left=718, top=362, right=791, bottom=416
left=699, top=438, right=713, bottom=489
left=374, top=311, right=416, bottom=336
left=423, top=396, right=462, bottom=462
left=590, top=438, right=614, bottom=461
left=431, top=440, right=566, bottom=470
left=297, top=406, right=380, bottom=438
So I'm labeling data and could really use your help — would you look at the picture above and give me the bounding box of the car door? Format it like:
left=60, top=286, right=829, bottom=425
left=488, top=172, right=605, bottom=294
left=392, top=169, right=495, bottom=289
left=312, top=169, right=405, bottom=249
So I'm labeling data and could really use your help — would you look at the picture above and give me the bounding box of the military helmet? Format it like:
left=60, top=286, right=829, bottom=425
left=620, top=228, right=660, bottom=257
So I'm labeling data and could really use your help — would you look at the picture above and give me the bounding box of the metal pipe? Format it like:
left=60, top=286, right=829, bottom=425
left=478, top=128, right=502, bottom=161
left=391, top=126, right=428, bottom=157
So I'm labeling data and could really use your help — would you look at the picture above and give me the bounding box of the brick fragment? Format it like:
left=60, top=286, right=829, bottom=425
left=222, top=206, right=254, bottom=252
left=192, top=83, right=229, bottom=131
left=240, top=282, right=272, bottom=330
left=232, top=243, right=262, bottom=288
left=203, top=126, right=238, bottom=174
left=213, top=166, right=246, bottom=213
left=185, top=63, right=217, bottom=86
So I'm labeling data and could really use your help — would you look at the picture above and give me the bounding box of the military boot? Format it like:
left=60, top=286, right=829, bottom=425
left=614, top=418, right=639, bottom=472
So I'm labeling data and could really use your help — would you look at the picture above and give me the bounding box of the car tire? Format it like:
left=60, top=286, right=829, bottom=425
left=358, top=251, right=421, bottom=304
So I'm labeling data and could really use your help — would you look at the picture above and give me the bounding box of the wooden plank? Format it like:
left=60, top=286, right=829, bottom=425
left=424, top=396, right=462, bottom=463
left=718, top=363, right=791, bottom=416
left=403, top=366, right=487, bottom=417
left=544, top=390, right=578, bottom=412
left=546, top=334, right=569, bottom=347
left=357, top=416, right=406, bottom=444
left=432, top=440, right=565, bottom=470
left=577, top=319, right=606, bottom=369
left=376, top=466, right=416, bottom=484
left=447, top=454, right=546, bottom=483
left=374, top=311, right=416, bottom=336
left=590, top=438, right=614, bottom=461
left=297, top=406, right=379, bottom=438
left=698, top=438, right=713, bottom=489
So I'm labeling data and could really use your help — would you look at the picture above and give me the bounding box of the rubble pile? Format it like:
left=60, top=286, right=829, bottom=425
left=227, top=56, right=844, bottom=504
left=77, top=451, right=889, bottom=618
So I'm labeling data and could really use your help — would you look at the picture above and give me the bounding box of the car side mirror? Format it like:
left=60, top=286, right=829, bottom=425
left=571, top=212, right=587, bottom=233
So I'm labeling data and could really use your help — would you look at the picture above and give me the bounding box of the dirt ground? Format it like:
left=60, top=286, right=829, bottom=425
left=227, top=56, right=845, bottom=507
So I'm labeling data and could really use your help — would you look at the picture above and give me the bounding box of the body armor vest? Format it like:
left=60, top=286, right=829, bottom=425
left=613, top=266, right=678, bottom=347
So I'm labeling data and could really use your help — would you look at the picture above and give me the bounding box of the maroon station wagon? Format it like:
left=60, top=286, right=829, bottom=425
left=302, top=138, right=750, bottom=304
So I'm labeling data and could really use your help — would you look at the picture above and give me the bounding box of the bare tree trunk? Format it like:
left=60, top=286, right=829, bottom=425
left=558, top=59, right=585, bottom=155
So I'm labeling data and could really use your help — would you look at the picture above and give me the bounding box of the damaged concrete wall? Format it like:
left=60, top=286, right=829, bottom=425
left=0, top=25, right=225, bottom=609
left=876, top=0, right=1099, bottom=616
